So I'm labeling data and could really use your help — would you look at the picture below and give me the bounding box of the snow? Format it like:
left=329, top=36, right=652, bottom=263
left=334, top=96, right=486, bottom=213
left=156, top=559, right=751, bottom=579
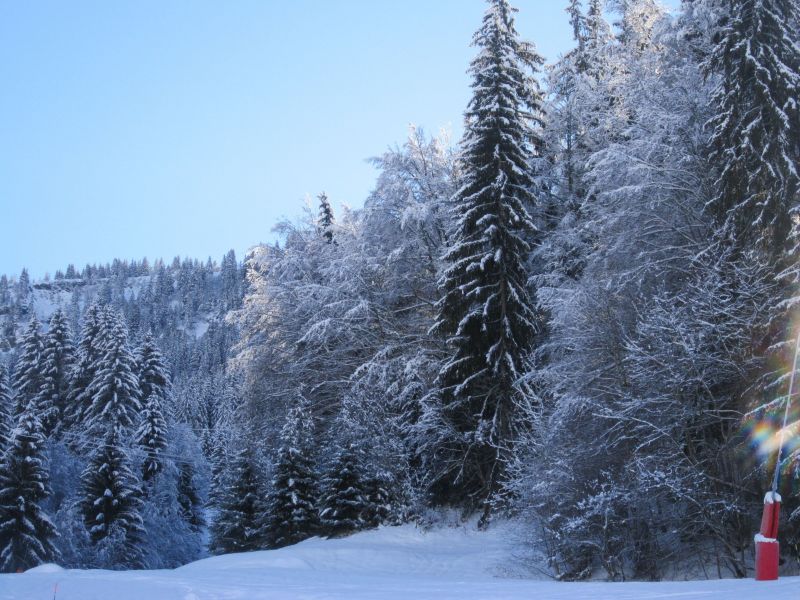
left=1, top=523, right=798, bottom=600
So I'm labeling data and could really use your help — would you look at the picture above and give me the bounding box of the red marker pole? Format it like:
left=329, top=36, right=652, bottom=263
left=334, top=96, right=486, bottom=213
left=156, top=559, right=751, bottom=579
left=755, top=491, right=781, bottom=581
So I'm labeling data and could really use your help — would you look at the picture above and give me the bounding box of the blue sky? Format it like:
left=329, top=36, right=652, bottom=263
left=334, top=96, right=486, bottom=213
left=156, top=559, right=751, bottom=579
left=0, top=0, right=678, bottom=279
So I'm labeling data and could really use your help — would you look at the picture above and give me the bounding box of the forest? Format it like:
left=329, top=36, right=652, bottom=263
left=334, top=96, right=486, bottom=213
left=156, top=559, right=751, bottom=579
left=1, top=0, right=799, bottom=582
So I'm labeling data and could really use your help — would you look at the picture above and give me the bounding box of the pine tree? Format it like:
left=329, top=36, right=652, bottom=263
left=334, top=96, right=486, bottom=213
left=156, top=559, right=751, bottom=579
left=177, top=461, right=205, bottom=534
left=429, top=0, right=544, bottom=511
left=0, top=366, right=11, bottom=452
left=79, top=428, right=146, bottom=568
left=0, top=276, right=9, bottom=306
left=11, top=317, right=44, bottom=417
left=210, top=446, right=266, bottom=554
left=317, top=192, right=335, bottom=244
left=585, top=0, right=610, bottom=75
left=135, top=393, right=169, bottom=483
left=37, top=309, right=75, bottom=436
left=84, top=313, right=141, bottom=436
left=362, top=472, right=393, bottom=529
left=66, top=304, right=106, bottom=431
left=319, top=441, right=369, bottom=538
left=15, top=268, right=31, bottom=311
left=705, top=0, right=800, bottom=254
left=263, top=395, right=319, bottom=548
left=0, top=402, right=59, bottom=572
left=134, top=334, right=170, bottom=482
left=566, top=0, right=586, bottom=69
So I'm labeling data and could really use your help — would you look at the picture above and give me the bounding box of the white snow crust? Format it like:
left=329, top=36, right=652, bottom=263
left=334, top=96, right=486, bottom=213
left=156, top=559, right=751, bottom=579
left=1, top=523, right=798, bottom=599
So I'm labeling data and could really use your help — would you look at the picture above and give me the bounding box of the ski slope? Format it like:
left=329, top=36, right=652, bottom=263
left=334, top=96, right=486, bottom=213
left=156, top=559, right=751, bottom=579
left=1, top=523, right=797, bottom=600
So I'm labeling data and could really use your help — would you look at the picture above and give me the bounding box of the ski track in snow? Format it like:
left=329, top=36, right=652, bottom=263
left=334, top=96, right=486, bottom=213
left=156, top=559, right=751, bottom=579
left=0, top=523, right=797, bottom=599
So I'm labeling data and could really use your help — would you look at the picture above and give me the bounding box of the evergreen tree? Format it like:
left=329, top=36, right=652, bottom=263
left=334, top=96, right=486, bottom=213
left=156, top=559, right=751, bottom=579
left=0, top=276, right=9, bottom=306
left=319, top=441, right=369, bottom=537
left=84, top=313, right=141, bottom=436
left=361, top=472, right=393, bottom=529
left=220, top=249, right=242, bottom=310
left=134, top=334, right=170, bottom=482
left=263, top=395, right=318, bottom=548
left=11, top=317, right=44, bottom=417
left=15, top=268, right=31, bottom=311
left=135, top=333, right=170, bottom=401
left=429, top=0, right=544, bottom=511
left=0, top=402, right=59, bottom=572
left=566, top=0, right=587, bottom=70
left=79, top=428, right=146, bottom=569
left=210, top=446, right=265, bottom=554
left=66, top=304, right=106, bottom=431
left=317, top=192, right=335, bottom=244
left=37, top=309, right=75, bottom=436
left=0, top=366, right=11, bottom=452
left=177, top=461, right=205, bottom=534
left=705, top=0, right=800, bottom=254
left=135, top=393, right=169, bottom=483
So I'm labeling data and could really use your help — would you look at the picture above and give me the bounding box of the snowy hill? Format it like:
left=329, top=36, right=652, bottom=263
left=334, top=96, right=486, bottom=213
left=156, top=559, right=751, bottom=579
left=1, top=523, right=797, bottom=600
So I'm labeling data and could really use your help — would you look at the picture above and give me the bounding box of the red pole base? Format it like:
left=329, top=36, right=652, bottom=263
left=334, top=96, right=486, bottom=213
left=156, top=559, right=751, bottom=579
left=755, top=539, right=779, bottom=581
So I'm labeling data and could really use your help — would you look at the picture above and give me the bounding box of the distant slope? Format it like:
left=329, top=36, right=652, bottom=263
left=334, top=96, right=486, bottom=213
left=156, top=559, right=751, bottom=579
left=1, top=523, right=797, bottom=600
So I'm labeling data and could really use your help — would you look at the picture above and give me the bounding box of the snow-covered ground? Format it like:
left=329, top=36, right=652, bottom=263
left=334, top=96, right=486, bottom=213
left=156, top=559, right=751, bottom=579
left=1, top=523, right=797, bottom=599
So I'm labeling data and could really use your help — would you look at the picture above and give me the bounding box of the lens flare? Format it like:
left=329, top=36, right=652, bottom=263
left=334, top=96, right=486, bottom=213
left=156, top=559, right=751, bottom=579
left=743, top=323, right=800, bottom=483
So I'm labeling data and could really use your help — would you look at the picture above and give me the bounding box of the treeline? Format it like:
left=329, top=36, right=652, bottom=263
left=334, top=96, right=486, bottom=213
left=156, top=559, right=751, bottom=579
left=0, top=307, right=204, bottom=571
left=0, top=252, right=246, bottom=571
left=228, top=0, right=800, bottom=581
left=1, top=250, right=244, bottom=379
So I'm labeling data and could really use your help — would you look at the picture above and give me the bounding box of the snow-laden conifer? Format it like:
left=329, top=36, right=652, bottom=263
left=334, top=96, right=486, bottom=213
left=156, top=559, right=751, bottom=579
left=705, top=0, right=800, bottom=253
left=136, top=394, right=169, bottom=484
left=134, top=334, right=170, bottom=482
left=136, top=333, right=170, bottom=402
left=0, top=401, right=59, bottom=572
left=176, top=461, right=205, bottom=534
left=210, top=445, right=266, bottom=554
left=0, top=366, right=11, bottom=452
left=319, top=440, right=369, bottom=537
left=84, top=313, right=141, bottom=435
left=79, top=428, right=146, bottom=569
left=317, top=192, right=335, bottom=244
left=65, top=304, right=106, bottom=431
left=11, top=317, right=44, bottom=417
left=428, top=0, right=544, bottom=511
left=37, top=309, right=75, bottom=436
left=263, top=393, right=318, bottom=548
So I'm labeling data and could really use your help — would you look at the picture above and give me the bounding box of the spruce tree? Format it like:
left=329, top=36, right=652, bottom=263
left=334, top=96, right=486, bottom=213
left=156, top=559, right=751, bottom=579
left=319, top=441, right=368, bottom=538
left=263, top=395, right=319, bottom=548
left=135, top=393, right=169, bottom=483
left=0, top=366, right=11, bottom=452
left=362, top=472, right=393, bottom=529
left=177, top=461, right=205, bottom=534
left=317, top=192, right=335, bottom=244
left=0, top=401, right=59, bottom=572
left=210, top=446, right=266, bottom=554
left=136, top=333, right=170, bottom=401
left=430, top=0, right=543, bottom=511
left=705, top=0, right=800, bottom=254
left=15, top=268, right=31, bottom=312
left=84, top=313, right=141, bottom=436
left=79, top=428, right=146, bottom=569
left=37, top=309, right=75, bottom=436
left=66, top=304, right=105, bottom=431
left=566, top=0, right=586, bottom=69
left=11, top=317, right=44, bottom=417
left=134, top=334, right=170, bottom=482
